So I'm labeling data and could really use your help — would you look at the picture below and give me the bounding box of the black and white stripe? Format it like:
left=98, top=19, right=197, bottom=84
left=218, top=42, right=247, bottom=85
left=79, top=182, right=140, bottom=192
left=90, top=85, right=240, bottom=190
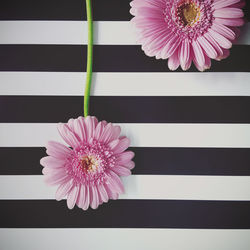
left=1, top=0, right=250, bottom=249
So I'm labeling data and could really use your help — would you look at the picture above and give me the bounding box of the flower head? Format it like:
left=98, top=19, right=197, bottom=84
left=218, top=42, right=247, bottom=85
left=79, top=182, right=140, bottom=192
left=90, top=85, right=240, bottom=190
left=40, top=116, right=135, bottom=210
left=130, top=0, right=245, bottom=71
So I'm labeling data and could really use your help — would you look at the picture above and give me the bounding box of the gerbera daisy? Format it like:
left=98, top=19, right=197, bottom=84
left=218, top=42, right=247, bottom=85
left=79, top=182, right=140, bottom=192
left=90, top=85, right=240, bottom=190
left=130, top=0, right=245, bottom=71
left=40, top=116, right=135, bottom=210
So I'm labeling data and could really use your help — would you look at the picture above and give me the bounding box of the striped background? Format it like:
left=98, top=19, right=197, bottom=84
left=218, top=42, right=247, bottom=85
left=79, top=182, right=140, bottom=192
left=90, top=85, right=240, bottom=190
left=0, top=0, right=250, bottom=249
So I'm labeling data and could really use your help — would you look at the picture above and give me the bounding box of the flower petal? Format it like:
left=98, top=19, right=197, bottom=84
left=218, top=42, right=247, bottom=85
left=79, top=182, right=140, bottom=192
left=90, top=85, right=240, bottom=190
left=82, top=185, right=90, bottom=211
left=123, top=161, right=135, bottom=170
left=208, top=29, right=232, bottom=49
left=116, top=151, right=135, bottom=165
left=112, top=165, right=132, bottom=176
left=85, top=116, right=98, bottom=142
left=44, top=171, right=68, bottom=186
left=211, top=23, right=236, bottom=40
left=214, top=17, right=244, bottom=26
left=204, top=32, right=224, bottom=57
left=40, top=156, right=65, bottom=169
left=213, top=8, right=244, bottom=18
left=161, top=35, right=181, bottom=59
left=76, top=185, right=85, bottom=208
left=106, top=171, right=125, bottom=194
left=192, top=40, right=205, bottom=69
left=180, top=38, right=191, bottom=70
left=57, top=123, right=80, bottom=148
left=112, top=137, right=130, bottom=154
left=168, top=50, right=180, bottom=71
left=108, top=139, right=120, bottom=151
left=55, top=180, right=73, bottom=201
left=67, top=185, right=79, bottom=209
left=90, top=185, right=100, bottom=209
left=98, top=184, right=109, bottom=203
left=197, top=36, right=218, bottom=59
left=75, top=117, right=87, bottom=142
left=213, top=0, right=240, bottom=9
left=46, top=141, right=72, bottom=159
left=94, top=121, right=104, bottom=140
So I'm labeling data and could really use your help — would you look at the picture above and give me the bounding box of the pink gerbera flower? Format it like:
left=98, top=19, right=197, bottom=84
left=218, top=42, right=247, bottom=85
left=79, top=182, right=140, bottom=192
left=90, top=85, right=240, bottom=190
left=130, top=0, right=245, bottom=71
left=40, top=116, right=135, bottom=210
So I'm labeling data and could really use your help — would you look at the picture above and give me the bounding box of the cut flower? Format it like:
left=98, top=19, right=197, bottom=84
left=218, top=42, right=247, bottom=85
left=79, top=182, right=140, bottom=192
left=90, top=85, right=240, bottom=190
left=130, top=0, right=245, bottom=71
left=40, top=116, right=135, bottom=210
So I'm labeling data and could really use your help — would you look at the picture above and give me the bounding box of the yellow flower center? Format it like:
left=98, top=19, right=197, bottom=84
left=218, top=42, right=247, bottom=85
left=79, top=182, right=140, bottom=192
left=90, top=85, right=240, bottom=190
left=80, top=155, right=98, bottom=172
left=178, top=2, right=201, bottom=27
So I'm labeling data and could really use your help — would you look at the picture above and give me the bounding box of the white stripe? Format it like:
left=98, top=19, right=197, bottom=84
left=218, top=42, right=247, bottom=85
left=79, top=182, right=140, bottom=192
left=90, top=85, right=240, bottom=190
left=0, top=229, right=250, bottom=250
left=0, top=72, right=250, bottom=96
left=0, top=123, right=250, bottom=148
left=1, top=175, right=250, bottom=200
left=0, top=21, right=249, bottom=45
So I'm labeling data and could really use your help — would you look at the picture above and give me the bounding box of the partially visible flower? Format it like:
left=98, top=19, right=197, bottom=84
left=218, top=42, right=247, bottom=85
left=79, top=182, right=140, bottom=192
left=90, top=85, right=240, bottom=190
left=40, top=116, right=135, bottom=210
left=130, top=0, right=245, bottom=71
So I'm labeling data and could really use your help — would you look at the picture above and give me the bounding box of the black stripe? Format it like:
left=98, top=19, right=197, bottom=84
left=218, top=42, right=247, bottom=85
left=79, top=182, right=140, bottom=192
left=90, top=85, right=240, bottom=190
left=1, top=0, right=249, bottom=21
left=0, top=200, right=249, bottom=228
left=1, top=147, right=250, bottom=176
left=0, top=45, right=249, bottom=72
left=1, top=96, right=250, bottom=123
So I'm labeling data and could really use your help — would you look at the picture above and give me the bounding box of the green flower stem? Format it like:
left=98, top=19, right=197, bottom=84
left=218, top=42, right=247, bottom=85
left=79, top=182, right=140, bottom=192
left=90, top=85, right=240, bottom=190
left=84, top=0, right=93, bottom=117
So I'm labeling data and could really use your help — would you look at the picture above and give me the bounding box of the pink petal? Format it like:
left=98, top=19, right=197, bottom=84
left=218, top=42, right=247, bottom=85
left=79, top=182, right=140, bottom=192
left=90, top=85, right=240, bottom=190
left=161, top=35, right=181, bottom=59
left=99, top=123, right=121, bottom=144
left=46, top=141, right=72, bottom=159
left=146, top=30, right=172, bottom=51
left=112, top=137, right=130, bottom=154
left=44, top=171, right=68, bottom=186
left=192, top=40, right=205, bottom=68
left=168, top=50, right=180, bottom=71
left=133, top=7, right=164, bottom=19
left=82, top=185, right=90, bottom=210
left=99, top=123, right=113, bottom=143
left=108, top=139, right=120, bottom=151
left=42, top=167, right=60, bottom=175
left=116, top=151, right=135, bottom=165
left=97, top=184, right=109, bottom=203
left=197, top=36, right=217, bottom=59
left=213, top=8, right=244, bottom=18
left=216, top=48, right=230, bottom=61
left=204, top=54, right=212, bottom=70
left=193, top=54, right=211, bottom=72
left=40, top=156, right=65, bottom=169
left=110, top=125, right=121, bottom=141
left=204, top=32, right=224, bottom=57
left=57, top=123, right=80, bottom=148
left=230, top=1, right=245, bottom=8
left=104, top=182, right=119, bottom=200
left=75, top=117, right=87, bottom=142
left=213, top=0, right=240, bottom=9
left=55, top=180, right=73, bottom=201
left=214, top=17, right=244, bottom=26
left=211, top=23, right=236, bottom=40
left=130, top=0, right=165, bottom=10
left=208, top=29, right=232, bottom=49
left=90, top=185, right=100, bottom=209
left=112, top=165, right=132, bottom=176
left=179, top=38, right=191, bottom=70
left=123, top=161, right=135, bottom=170
left=76, top=185, right=86, bottom=208
left=67, top=185, right=79, bottom=209
left=94, top=121, right=104, bottom=140
left=106, top=171, right=125, bottom=194
left=85, top=116, right=98, bottom=142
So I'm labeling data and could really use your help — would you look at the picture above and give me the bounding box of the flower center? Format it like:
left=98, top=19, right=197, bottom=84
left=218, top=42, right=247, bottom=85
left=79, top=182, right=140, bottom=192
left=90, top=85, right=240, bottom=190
left=68, top=140, right=116, bottom=184
left=80, top=155, right=98, bottom=173
left=177, top=2, right=200, bottom=27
